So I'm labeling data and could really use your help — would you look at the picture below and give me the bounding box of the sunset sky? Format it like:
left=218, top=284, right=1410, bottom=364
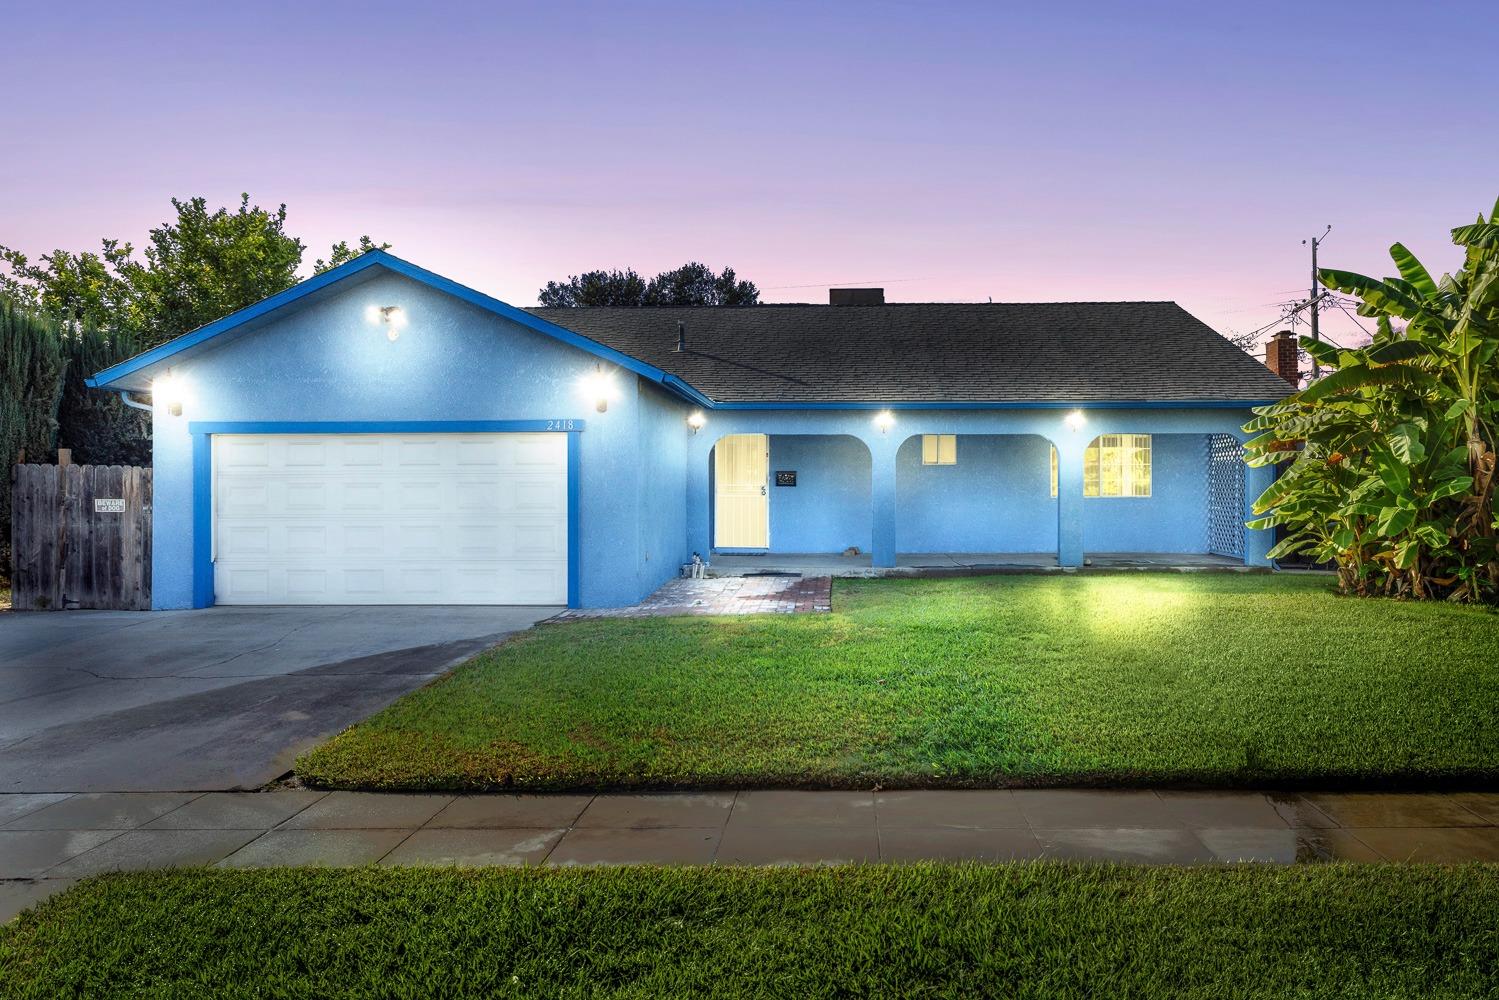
left=3, top=0, right=1496, bottom=348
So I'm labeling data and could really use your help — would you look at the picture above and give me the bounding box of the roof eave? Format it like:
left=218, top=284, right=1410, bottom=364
left=707, top=398, right=1284, bottom=410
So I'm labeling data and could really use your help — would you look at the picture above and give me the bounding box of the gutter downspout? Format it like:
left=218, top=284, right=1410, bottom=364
left=116, top=390, right=153, bottom=412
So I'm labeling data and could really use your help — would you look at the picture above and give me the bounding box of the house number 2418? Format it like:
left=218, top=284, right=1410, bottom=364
left=546, top=420, right=576, bottom=431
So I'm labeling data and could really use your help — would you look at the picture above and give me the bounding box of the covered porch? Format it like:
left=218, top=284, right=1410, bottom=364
left=687, top=407, right=1276, bottom=573
left=706, top=551, right=1252, bottom=578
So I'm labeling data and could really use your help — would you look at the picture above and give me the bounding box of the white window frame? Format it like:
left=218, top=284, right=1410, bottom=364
left=921, top=434, right=957, bottom=466
left=1084, top=434, right=1152, bottom=498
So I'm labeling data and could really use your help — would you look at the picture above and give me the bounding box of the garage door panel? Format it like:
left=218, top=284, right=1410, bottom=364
left=284, top=441, right=328, bottom=466
left=219, top=439, right=270, bottom=469
left=214, top=433, right=567, bottom=605
left=284, top=525, right=328, bottom=557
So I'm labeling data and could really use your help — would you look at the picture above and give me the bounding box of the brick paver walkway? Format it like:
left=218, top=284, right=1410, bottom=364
left=557, top=575, right=832, bottom=619
left=6, top=788, right=1499, bottom=920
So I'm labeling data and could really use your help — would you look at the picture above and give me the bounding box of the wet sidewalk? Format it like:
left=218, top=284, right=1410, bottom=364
left=5, top=788, right=1499, bottom=920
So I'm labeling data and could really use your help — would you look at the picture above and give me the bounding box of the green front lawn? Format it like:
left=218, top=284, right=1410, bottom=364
left=5, top=866, right=1498, bottom=998
left=297, top=575, right=1499, bottom=790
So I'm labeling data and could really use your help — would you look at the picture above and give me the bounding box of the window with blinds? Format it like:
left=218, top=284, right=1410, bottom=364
left=921, top=434, right=957, bottom=465
left=1084, top=434, right=1152, bottom=497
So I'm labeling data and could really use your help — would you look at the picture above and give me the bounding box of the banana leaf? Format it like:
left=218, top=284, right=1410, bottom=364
left=1299, top=362, right=1435, bottom=402
left=1389, top=242, right=1440, bottom=299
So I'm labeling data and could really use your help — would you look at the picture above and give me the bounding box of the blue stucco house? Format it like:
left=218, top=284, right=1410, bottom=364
left=86, top=251, right=1294, bottom=610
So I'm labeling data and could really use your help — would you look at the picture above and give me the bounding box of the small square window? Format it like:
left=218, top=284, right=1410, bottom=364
left=1084, top=434, right=1151, bottom=497
left=921, top=434, right=956, bottom=465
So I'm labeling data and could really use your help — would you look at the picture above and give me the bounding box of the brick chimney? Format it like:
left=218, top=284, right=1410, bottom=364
left=829, top=288, right=884, bottom=306
left=1266, top=330, right=1299, bottom=385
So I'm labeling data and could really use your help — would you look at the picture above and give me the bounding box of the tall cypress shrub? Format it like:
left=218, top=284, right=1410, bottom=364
left=56, top=325, right=151, bottom=467
left=0, top=298, right=66, bottom=573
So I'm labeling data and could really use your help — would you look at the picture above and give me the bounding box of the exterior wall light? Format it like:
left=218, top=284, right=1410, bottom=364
left=687, top=411, right=707, bottom=433
left=153, top=372, right=188, bottom=416
left=1065, top=408, right=1087, bottom=432
left=365, top=304, right=407, bottom=341
left=579, top=365, right=619, bottom=413
left=874, top=409, right=896, bottom=434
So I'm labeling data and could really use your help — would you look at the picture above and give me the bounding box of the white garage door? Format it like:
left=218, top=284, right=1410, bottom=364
left=213, top=433, right=568, bottom=605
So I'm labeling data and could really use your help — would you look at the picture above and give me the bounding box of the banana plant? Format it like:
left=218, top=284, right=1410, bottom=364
left=1244, top=198, right=1499, bottom=602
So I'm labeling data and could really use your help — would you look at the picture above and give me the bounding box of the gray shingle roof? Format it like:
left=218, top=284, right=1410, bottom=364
left=526, top=301, right=1291, bottom=404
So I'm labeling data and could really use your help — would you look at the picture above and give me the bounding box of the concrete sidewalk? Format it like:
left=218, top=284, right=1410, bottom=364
left=6, top=788, right=1499, bottom=920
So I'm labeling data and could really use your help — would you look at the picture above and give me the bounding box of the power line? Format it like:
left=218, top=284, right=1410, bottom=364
left=1232, top=292, right=1329, bottom=342
left=761, top=276, right=933, bottom=291
left=1330, top=295, right=1375, bottom=339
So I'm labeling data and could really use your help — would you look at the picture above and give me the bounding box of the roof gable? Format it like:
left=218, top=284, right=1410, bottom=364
left=86, top=251, right=710, bottom=405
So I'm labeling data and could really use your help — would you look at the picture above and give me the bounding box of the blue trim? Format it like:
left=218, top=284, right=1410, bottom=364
left=87, top=250, right=704, bottom=406
left=663, top=374, right=714, bottom=409
left=188, top=419, right=585, bottom=435
left=191, top=431, right=214, bottom=609
left=710, top=399, right=1280, bottom=411
left=188, top=419, right=587, bottom=610
left=566, top=432, right=581, bottom=609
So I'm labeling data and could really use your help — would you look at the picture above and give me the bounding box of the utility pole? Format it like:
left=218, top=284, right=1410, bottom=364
left=1303, top=225, right=1331, bottom=377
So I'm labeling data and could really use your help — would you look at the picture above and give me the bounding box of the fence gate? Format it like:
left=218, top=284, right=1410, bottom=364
left=10, top=464, right=152, bottom=611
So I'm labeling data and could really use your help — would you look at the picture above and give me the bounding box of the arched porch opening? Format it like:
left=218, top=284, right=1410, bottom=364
left=707, top=433, right=872, bottom=568
left=895, top=432, right=1058, bottom=567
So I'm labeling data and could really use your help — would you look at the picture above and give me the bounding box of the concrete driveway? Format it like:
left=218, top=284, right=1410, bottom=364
left=0, top=606, right=555, bottom=793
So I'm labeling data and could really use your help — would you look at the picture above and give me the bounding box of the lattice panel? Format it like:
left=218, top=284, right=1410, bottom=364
left=1206, top=434, right=1246, bottom=558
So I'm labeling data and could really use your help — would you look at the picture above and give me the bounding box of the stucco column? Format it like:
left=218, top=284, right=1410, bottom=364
left=1243, top=459, right=1277, bottom=567
left=686, top=433, right=713, bottom=561
left=870, top=436, right=899, bottom=567
left=1055, top=438, right=1086, bottom=568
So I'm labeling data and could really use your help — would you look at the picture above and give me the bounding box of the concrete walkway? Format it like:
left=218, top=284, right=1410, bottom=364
left=556, top=575, right=831, bottom=619
left=6, top=788, right=1499, bottom=920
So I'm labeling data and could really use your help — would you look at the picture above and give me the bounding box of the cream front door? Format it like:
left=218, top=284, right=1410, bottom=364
left=714, top=433, right=769, bottom=548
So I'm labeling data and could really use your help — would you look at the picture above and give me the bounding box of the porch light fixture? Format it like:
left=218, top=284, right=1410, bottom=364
left=153, top=372, right=188, bottom=416
left=873, top=409, right=896, bottom=434
left=365, top=304, right=407, bottom=341
left=1065, top=408, right=1087, bottom=432
left=579, top=365, right=619, bottom=413
left=687, top=411, right=707, bottom=433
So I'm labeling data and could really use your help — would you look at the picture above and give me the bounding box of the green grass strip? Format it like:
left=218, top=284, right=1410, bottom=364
left=297, top=575, right=1499, bottom=790
left=3, top=864, right=1498, bottom=998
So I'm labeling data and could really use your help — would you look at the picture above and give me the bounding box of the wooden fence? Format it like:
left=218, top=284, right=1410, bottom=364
left=9, top=464, right=152, bottom=610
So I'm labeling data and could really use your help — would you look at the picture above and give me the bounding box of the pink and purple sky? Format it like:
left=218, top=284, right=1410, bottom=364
left=3, top=1, right=1496, bottom=348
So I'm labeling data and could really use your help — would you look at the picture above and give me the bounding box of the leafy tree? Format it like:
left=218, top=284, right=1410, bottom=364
left=1244, top=197, right=1499, bottom=602
left=314, top=235, right=391, bottom=274
left=538, top=268, right=650, bottom=307
left=140, top=195, right=304, bottom=343
left=538, top=262, right=758, bottom=307
left=2, top=195, right=389, bottom=347
left=0, top=243, right=143, bottom=335
left=644, top=262, right=758, bottom=306
left=0, top=196, right=391, bottom=477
